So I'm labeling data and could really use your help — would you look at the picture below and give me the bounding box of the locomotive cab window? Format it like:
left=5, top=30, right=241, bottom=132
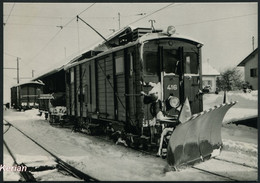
left=163, top=49, right=179, bottom=74
left=143, top=42, right=158, bottom=75
left=142, top=39, right=199, bottom=75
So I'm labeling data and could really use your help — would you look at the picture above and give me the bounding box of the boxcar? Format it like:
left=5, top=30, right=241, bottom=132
left=10, top=81, right=44, bottom=110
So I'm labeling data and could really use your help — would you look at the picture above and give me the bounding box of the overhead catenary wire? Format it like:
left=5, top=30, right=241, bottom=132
left=175, top=12, right=257, bottom=27
left=127, top=3, right=175, bottom=26
left=24, top=3, right=96, bottom=67
left=6, top=4, right=257, bottom=77
left=4, top=3, right=15, bottom=25
left=3, top=14, right=137, bottom=19
left=3, top=14, right=67, bottom=19
left=5, top=22, right=116, bottom=32
left=4, top=52, right=20, bottom=58
left=6, top=23, right=60, bottom=27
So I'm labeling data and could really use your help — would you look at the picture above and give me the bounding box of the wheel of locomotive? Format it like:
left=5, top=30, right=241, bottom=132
left=161, top=148, right=167, bottom=159
left=44, top=113, right=48, bottom=120
left=54, top=116, right=59, bottom=123
left=49, top=114, right=53, bottom=124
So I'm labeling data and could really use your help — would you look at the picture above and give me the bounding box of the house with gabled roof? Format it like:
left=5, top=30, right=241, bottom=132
left=237, top=48, right=258, bottom=90
left=202, top=61, right=220, bottom=92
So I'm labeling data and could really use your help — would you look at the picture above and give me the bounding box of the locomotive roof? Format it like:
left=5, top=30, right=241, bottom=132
left=64, top=31, right=203, bottom=70
left=11, top=80, right=45, bottom=88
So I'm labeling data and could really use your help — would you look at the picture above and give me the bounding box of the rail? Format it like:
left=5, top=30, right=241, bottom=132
left=3, top=119, right=99, bottom=182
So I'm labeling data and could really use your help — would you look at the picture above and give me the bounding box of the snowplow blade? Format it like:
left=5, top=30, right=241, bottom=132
left=167, top=101, right=237, bottom=169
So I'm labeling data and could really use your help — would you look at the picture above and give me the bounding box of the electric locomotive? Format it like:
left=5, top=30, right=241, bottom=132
left=65, top=26, right=202, bottom=143
left=64, top=25, right=236, bottom=168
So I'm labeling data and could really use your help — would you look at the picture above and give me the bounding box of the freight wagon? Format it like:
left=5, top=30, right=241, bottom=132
left=34, top=67, right=67, bottom=122
left=10, top=81, right=44, bottom=111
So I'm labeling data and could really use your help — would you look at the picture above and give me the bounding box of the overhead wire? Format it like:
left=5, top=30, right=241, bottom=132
left=175, top=12, right=257, bottom=27
left=52, top=3, right=181, bottom=64
left=4, top=52, right=20, bottom=58
left=3, top=14, right=114, bottom=19
left=5, top=23, right=58, bottom=27
left=77, top=16, right=80, bottom=52
left=7, top=3, right=257, bottom=74
left=127, top=3, right=175, bottom=26
left=4, top=3, right=15, bottom=25
left=3, top=14, right=68, bottom=19
left=23, top=3, right=96, bottom=67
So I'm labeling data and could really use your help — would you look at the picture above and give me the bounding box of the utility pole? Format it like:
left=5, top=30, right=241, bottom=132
left=118, top=12, right=120, bottom=29
left=252, top=36, right=255, bottom=51
left=3, top=57, right=20, bottom=84
left=17, top=57, right=20, bottom=84
left=149, top=19, right=156, bottom=32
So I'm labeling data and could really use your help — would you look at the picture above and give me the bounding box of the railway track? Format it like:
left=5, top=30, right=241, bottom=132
left=4, top=118, right=257, bottom=181
left=3, top=119, right=99, bottom=182
left=85, top=131, right=257, bottom=181
left=213, top=157, right=258, bottom=170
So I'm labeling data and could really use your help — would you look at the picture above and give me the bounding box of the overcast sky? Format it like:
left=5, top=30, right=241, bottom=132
left=3, top=2, right=258, bottom=102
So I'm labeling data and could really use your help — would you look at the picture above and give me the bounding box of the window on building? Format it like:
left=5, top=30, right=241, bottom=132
left=250, top=68, right=257, bottom=77
left=202, top=80, right=212, bottom=88
left=207, top=80, right=212, bottom=86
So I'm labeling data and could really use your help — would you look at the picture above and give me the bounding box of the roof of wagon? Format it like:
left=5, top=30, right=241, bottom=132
left=11, top=80, right=45, bottom=88
left=64, top=28, right=203, bottom=70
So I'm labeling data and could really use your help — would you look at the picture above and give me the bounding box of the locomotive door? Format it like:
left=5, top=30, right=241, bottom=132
left=161, top=46, right=184, bottom=115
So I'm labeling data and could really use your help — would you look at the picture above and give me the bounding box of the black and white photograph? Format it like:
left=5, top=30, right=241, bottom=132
left=3, top=2, right=258, bottom=181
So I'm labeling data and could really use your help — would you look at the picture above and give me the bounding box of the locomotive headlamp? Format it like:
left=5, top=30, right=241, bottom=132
left=167, top=26, right=176, bottom=35
left=168, top=96, right=180, bottom=108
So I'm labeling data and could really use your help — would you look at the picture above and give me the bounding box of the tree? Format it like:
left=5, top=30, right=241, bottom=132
left=217, top=67, right=243, bottom=91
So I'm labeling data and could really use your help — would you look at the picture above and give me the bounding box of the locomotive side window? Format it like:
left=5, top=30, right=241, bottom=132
left=143, top=51, right=158, bottom=75
left=115, top=56, right=124, bottom=75
left=70, top=69, right=74, bottom=83
left=66, top=72, right=70, bottom=84
left=143, top=41, right=158, bottom=75
left=129, top=53, right=133, bottom=76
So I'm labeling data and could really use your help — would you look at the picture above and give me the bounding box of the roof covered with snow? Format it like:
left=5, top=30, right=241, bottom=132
left=11, top=80, right=45, bottom=88
left=202, top=61, right=220, bottom=76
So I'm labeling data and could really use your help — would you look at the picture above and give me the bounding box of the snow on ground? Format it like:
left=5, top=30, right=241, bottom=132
left=3, top=91, right=258, bottom=181
left=3, top=147, right=21, bottom=181
left=203, top=90, right=258, bottom=123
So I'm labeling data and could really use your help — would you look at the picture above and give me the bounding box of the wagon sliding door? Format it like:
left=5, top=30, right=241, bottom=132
left=96, top=55, right=115, bottom=120
left=81, top=62, right=96, bottom=118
